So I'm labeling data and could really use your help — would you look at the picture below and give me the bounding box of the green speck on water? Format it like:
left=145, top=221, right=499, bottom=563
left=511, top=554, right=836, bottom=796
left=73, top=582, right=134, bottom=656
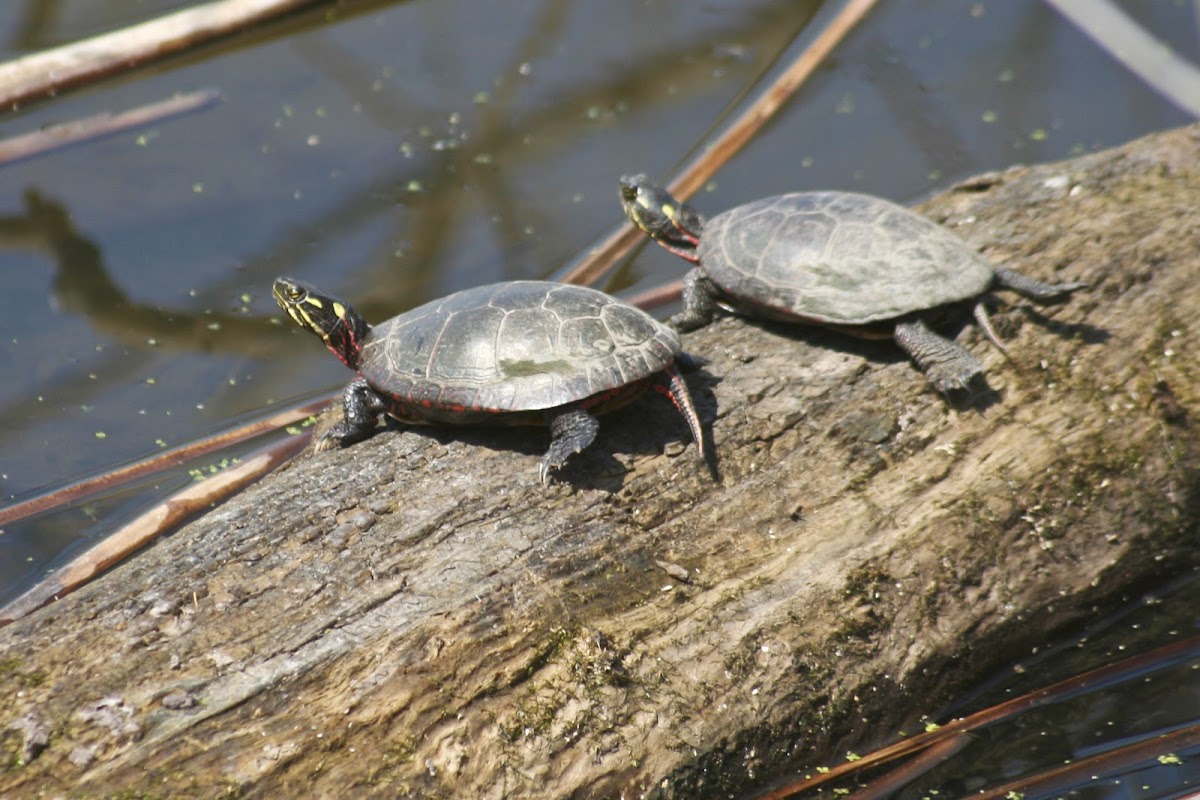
left=473, top=91, right=490, bottom=104
left=315, top=106, right=328, bottom=118
left=155, top=439, right=167, bottom=447
left=924, top=721, right=941, bottom=732
left=835, top=92, right=855, bottom=114
left=845, top=751, right=860, bottom=762
left=240, top=293, right=252, bottom=303
left=192, top=182, right=204, bottom=193
left=981, top=109, right=998, bottom=123
left=95, top=431, right=106, bottom=439
left=286, top=426, right=302, bottom=435
left=997, top=68, right=1016, bottom=82
left=407, top=179, right=423, bottom=192
left=1030, top=128, right=1048, bottom=141
left=474, top=153, right=494, bottom=165
left=135, top=134, right=149, bottom=146
left=146, top=377, right=156, bottom=385
left=1158, top=753, right=1183, bottom=765
left=189, top=458, right=241, bottom=482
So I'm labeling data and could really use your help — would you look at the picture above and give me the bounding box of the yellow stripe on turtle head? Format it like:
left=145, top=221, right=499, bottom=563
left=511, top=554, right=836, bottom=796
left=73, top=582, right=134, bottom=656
left=290, top=304, right=330, bottom=339
left=332, top=301, right=347, bottom=320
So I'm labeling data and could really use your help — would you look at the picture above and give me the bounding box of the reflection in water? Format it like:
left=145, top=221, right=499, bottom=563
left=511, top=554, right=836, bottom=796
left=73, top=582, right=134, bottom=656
left=0, top=190, right=296, bottom=441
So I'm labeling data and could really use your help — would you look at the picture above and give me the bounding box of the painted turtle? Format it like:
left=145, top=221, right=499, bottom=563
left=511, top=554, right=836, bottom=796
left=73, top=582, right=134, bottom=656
left=619, top=175, right=1087, bottom=394
left=273, top=277, right=706, bottom=483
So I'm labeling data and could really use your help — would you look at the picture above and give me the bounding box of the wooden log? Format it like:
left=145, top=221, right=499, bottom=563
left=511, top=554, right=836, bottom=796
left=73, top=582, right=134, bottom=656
left=2, top=124, right=1199, bottom=797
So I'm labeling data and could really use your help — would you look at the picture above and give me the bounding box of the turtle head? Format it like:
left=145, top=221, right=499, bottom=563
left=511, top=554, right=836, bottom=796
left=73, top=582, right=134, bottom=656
left=619, top=174, right=704, bottom=263
left=273, top=277, right=370, bottom=371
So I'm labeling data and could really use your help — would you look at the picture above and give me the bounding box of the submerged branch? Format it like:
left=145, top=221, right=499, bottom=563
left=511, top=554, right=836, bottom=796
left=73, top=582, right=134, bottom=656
left=1045, top=0, right=1200, bottom=118
left=0, top=89, right=222, bottom=166
left=0, top=0, right=328, bottom=110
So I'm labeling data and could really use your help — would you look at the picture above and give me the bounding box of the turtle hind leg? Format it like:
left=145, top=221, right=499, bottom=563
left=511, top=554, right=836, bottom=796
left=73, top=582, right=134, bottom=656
left=994, top=267, right=1087, bottom=304
left=320, top=377, right=387, bottom=450
left=653, top=362, right=718, bottom=481
left=540, top=408, right=600, bottom=484
left=893, top=320, right=984, bottom=394
left=668, top=268, right=721, bottom=332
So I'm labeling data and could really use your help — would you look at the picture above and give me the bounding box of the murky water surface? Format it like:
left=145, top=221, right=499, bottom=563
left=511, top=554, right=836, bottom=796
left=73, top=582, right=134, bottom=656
left=0, top=1, right=1197, bottom=795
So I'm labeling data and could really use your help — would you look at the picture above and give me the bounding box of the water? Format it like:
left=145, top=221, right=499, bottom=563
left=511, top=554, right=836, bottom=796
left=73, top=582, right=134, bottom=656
left=0, top=0, right=1196, bottom=794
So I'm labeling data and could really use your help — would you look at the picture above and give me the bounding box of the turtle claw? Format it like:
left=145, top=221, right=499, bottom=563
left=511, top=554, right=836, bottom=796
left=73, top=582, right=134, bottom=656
left=314, top=430, right=343, bottom=452
left=926, top=361, right=985, bottom=394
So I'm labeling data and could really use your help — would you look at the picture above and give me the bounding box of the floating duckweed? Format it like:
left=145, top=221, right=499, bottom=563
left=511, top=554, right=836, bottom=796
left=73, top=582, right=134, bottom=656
left=188, top=457, right=241, bottom=482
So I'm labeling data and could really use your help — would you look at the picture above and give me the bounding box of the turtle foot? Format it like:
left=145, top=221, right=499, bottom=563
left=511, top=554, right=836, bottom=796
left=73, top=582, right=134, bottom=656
left=925, top=360, right=985, bottom=394
left=539, top=409, right=600, bottom=484
left=894, top=320, right=985, bottom=396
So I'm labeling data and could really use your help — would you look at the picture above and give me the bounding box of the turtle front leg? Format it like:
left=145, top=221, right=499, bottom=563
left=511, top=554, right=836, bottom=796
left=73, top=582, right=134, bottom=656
left=540, top=408, right=600, bottom=484
left=993, top=268, right=1087, bottom=303
left=320, top=376, right=387, bottom=450
left=893, top=320, right=984, bottom=394
left=668, top=268, right=721, bottom=332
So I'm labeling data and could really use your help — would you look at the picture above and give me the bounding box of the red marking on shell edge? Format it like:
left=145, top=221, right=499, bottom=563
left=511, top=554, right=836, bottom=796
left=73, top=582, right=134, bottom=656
left=421, top=399, right=433, bottom=408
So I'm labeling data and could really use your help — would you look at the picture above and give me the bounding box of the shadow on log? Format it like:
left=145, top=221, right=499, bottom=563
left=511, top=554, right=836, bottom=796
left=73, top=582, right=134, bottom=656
left=3, top=125, right=1200, bottom=798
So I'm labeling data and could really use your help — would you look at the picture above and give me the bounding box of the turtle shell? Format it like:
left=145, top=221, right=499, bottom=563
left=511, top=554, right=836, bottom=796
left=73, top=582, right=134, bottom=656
left=357, top=280, right=680, bottom=417
left=697, top=191, right=995, bottom=325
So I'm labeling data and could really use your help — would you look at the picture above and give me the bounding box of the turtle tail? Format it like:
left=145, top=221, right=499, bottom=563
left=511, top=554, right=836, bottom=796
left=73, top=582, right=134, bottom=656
left=656, top=361, right=718, bottom=481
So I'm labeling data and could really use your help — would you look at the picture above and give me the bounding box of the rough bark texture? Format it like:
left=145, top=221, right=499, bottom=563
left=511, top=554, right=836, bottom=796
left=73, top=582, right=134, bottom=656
left=3, top=125, right=1200, bottom=799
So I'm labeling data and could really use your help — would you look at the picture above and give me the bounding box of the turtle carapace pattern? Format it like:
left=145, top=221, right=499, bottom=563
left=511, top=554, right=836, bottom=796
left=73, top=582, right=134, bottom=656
left=619, top=174, right=1087, bottom=394
left=273, top=278, right=708, bottom=483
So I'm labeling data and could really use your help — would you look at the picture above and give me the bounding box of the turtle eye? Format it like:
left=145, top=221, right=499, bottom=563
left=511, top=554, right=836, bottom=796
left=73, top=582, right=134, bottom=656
left=287, top=285, right=305, bottom=301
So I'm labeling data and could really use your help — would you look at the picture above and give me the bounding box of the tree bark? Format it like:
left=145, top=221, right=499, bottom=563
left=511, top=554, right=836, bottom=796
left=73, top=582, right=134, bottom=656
left=3, top=125, right=1200, bottom=798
